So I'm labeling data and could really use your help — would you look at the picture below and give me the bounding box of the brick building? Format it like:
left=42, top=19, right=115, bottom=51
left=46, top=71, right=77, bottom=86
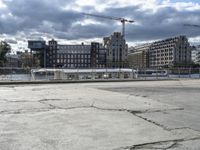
left=29, top=40, right=107, bottom=68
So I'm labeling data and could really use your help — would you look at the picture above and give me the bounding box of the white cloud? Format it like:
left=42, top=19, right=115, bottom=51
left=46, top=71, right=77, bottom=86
left=0, top=0, right=6, bottom=8
left=72, top=19, right=103, bottom=26
left=161, top=0, right=200, bottom=11
left=189, top=36, right=200, bottom=45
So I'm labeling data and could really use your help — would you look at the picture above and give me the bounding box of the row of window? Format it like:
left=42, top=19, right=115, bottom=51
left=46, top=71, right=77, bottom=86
left=60, top=64, right=91, bottom=67
left=58, top=51, right=91, bottom=54
left=150, top=49, right=173, bottom=53
left=57, top=54, right=91, bottom=59
left=58, top=45, right=90, bottom=50
left=57, top=59, right=91, bottom=63
left=150, top=57, right=173, bottom=60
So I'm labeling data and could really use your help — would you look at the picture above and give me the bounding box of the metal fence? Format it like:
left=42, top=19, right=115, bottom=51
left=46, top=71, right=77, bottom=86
left=0, top=67, right=31, bottom=81
left=135, top=68, right=200, bottom=80
left=0, top=67, right=200, bottom=82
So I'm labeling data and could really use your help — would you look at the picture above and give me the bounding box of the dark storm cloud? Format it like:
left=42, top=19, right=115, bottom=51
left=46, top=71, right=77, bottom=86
left=103, top=5, right=200, bottom=41
left=1, top=0, right=83, bottom=34
left=0, top=0, right=200, bottom=43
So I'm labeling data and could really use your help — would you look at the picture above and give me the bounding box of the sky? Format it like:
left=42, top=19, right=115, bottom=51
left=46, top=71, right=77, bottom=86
left=0, top=0, right=200, bottom=52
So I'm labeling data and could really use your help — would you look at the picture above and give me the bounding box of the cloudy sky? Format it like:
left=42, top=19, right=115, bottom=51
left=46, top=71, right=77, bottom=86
left=0, top=0, right=200, bottom=52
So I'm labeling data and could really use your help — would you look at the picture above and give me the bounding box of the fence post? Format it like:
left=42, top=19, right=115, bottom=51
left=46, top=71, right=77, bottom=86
left=199, top=68, right=200, bottom=79
left=167, top=69, right=169, bottom=79
left=156, top=68, right=158, bottom=80
left=45, top=69, right=47, bottom=81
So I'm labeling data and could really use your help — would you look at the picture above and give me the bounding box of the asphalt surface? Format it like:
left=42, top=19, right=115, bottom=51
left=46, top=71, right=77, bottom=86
left=0, top=80, right=200, bottom=150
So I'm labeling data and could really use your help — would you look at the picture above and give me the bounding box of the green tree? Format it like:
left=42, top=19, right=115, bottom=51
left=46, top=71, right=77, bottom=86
left=0, top=41, right=11, bottom=67
left=20, top=51, right=40, bottom=69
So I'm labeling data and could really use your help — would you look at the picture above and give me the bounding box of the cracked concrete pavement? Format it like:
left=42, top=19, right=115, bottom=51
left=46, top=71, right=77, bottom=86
left=0, top=80, right=200, bottom=149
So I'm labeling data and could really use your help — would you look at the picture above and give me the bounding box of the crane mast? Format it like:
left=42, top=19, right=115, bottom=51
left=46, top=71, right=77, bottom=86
left=82, top=13, right=134, bottom=39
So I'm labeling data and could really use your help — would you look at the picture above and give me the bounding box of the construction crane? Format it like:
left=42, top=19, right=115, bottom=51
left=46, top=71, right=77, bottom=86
left=184, top=24, right=200, bottom=28
left=82, top=13, right=135, bottom=39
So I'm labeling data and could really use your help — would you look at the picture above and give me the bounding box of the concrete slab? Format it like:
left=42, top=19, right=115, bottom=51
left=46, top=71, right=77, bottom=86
left=0, top=80, right=200, bottom=149
left=37, top=86, right=180, bottom=112
left=0, top=108, right=198, bottom=150
left=99, top=80, right=200, bottom=132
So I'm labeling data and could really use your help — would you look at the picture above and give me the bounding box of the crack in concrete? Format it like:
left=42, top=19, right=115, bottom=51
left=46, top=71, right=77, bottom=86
left=164, top=142, right=178, bottom=150
left=115, top=137, right=200, bottom=150
left=169, top=127, right=200, bottom=133
left=112, top=139, right=183, bottom=150
left=113, top=130, right=200, bottom=150
left=133, top=114, right=170, bottom=132
left=32, top=88, right=51, bottom=91
left=129, top=139, right=182, bottom=150
left=130, top=136, right=200, bottom=150
left=129, top=107, right=184, bottom=114
left=39, top=98, right=69, bottom=102
left=0, top=99, right=9, bottom=102
left=39, top=101, right=61, bottom=109
left=0, top=108, right=53, bottom=115
left=38, top=99, right=70, bottom=109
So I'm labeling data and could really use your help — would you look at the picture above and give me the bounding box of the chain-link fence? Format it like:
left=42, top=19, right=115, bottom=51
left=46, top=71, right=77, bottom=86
left=0, top=67, right=200, bottom=81
left=168, top=68, right=200, bottom=79
left=0, top=68, right=32, bottom=81
left=134, top=68, right=200, bottom=80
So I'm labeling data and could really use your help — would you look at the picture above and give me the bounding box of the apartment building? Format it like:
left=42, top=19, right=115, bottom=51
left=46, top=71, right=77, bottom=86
left=149, top=36, right=191, bottom=68
left=192, top=45, right=200, bottom=65
left=128, top=36, right=192, bottom=68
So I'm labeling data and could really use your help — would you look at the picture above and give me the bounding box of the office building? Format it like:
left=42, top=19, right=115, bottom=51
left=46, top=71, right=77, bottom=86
left=104, top=32, right=128, bottom=68
left=29, top=40, right=107, bottom=68
left=28, top=40, right=47, bottom=67
left=127, top=44, right=151, bottom=68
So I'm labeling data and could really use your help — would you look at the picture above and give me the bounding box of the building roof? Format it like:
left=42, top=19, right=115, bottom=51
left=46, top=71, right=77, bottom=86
left=32, top=68, right=136, bottom=73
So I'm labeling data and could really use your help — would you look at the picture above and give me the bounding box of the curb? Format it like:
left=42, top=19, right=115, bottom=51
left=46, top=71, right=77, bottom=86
left=0, top=79, right=179, bottom=85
